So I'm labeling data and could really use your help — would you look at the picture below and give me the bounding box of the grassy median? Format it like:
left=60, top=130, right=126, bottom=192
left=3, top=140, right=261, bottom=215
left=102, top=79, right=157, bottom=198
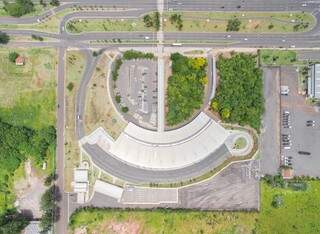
left=64, top=50, right=86, bottom=192
left=164, top=11, right=315, bottom=33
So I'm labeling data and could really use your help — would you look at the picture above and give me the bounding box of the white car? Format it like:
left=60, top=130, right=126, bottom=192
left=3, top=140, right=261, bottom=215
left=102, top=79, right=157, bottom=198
left=144, top=36, right=150, bottom=40
left=244, top=38, right=248, bottom=41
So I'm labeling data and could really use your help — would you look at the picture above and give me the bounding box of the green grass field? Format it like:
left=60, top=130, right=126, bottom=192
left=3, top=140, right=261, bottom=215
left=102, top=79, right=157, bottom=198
left=259, top=49, right=297, bottom=65
left=69, top=180, right=320, bottom=234
left=164, top=11, right=315, bottom=33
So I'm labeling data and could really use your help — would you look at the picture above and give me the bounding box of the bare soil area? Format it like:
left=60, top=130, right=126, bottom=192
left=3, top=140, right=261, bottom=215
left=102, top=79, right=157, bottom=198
left=14, top=160, right=46, bottom=219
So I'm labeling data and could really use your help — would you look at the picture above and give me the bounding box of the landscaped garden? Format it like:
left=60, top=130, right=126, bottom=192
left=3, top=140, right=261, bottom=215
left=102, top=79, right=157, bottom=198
left=68, top=178, right=320, bottom=234
left=211, top=52, right=264, bottom=130
left=166, top=53, right=207, bottom=126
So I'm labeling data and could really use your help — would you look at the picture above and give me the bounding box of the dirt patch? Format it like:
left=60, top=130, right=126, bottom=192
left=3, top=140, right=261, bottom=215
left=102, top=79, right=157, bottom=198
left=14, top=160, right=46, bottom=219
left=74, top=227, right=87, bottom=234
left=97, top=220, right=141, bottom=234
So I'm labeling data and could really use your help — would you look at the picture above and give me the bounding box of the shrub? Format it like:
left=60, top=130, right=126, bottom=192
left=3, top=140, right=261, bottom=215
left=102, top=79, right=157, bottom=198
left=67, top=82, right=74, bottom=92
left=115, top=94, right=121, bottom=103
left=31, top=34, right=44, bottom=41
left=226, top=18, right=241, bottom=31
left=271, top=194, right=284, bottom=208
left=123, top=50, right=154, bottom=60
left=121, top=106, right=129, bottom=113
left=50, top=0, right=60, bottom=6
left=0, top=32, right=10, bottom=44
left=9, top=51, right=19, bottom=63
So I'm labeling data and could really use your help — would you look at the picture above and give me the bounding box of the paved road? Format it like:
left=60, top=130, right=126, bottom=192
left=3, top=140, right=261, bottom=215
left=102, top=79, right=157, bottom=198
left=55, top=47, right=68, bottom=234
left=260, top=67, right=281, bottom=175
left=82, top=143, right=231, bottom=184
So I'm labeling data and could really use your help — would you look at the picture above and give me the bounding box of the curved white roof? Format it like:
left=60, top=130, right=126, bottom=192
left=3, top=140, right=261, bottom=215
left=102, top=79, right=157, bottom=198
left=106, top=112, right=229, bottom=169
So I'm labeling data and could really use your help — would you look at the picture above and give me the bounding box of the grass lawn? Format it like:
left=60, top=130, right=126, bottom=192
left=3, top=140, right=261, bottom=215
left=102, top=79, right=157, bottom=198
left=233, top=137, right=247, bottom=150
left=0, top=48, right=57, bottom=129
left=69, top=208, right=257, bottom=234
left=0, top=47, right=57, bottom=214
left=256, top=181, right=320, bottom=233
left=84, top=53, right=127, bottom=138
left=64, top=50, right=86, bottom=192
left=259, top=49, right=298, bottom=65
left=66, top=18, right=151, bottom=34
left=164, top=11, right=315, bottom=33
left=69, top=180, right=320, bottom=234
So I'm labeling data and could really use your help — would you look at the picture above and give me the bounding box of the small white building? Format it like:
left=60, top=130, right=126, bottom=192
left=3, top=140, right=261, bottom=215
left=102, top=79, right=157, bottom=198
left=73, top=168, right=89, bottom=203
left=308, top=64, right=320, bottom=99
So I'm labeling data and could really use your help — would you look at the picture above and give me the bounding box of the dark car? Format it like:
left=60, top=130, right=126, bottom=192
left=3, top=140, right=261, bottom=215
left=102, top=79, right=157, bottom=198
left=298, top=151, right=311, bottom=155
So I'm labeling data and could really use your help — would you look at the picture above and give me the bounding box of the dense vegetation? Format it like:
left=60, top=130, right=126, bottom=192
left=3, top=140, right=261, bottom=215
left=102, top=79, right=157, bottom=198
left=0, top=32, right=9, bottom=44
left=40, top=185, right=58, bottom=232
left=3, top=0, right=34, bottom=17
left=211, top=53, right=264, bottom=130
left=122, top=50, right=154, bottom=60
left=0, top=209, right=29, bottom=233
left=0, top=119, right=56, bottom=209
left=143, top=12, right=160, bottom=31
left=167, top=53, right=207, bottom=125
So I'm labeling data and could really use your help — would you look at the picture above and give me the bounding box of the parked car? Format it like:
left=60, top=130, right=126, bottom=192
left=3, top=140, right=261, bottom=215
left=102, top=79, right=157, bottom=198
left=298, top=151, right=311, bottom=155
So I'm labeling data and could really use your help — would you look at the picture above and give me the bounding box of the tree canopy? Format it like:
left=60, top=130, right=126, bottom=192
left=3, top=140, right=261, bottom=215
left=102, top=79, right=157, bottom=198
left=167, top=53, right=207, bottom=125
left=4, top=0, right=34, bottom=17
left=212, top=53, right=264, bottom=130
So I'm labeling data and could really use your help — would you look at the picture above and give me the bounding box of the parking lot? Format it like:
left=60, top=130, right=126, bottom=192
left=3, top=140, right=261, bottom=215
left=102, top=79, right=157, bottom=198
left=280, top=66, right=320, bottom=177
left=116, top=59, right=157, bottom=129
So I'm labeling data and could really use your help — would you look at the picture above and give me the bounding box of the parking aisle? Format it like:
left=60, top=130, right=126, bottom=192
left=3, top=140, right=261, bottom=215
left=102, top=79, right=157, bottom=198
left=280, top=66, right=320, bottom=177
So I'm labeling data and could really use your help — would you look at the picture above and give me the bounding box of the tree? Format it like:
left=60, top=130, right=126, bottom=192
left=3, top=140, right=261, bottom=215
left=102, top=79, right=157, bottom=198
left=121, top=106, right=129, bottom=113
left=50, top=0, right=60, bottom=6
left=0, top=32, right=9, bottom=44
left=210, top=100, right=219, bottom=112
left=40, top=186, right=56, bottom=232
left=143, top=14, right=153, bottom=27
left=226, top=18, right=241, bottom=31
left=221, top=108, right=231, bottom=119
left=8, top=52, right=19, bottom=63
left=271, top=194, right=284, bottom=208
left=67, top=82, right=74, bottom=91
left=0, top=209, right=29, bottom=234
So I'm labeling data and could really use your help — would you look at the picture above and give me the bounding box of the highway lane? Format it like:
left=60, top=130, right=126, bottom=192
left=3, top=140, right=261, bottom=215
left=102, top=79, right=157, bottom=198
left=167, top=0, right=319, bottom=11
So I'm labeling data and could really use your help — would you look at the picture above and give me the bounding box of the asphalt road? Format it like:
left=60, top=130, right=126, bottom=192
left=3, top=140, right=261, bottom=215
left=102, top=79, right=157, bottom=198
left=55, top=47, right=67, bottom=234
left=82, top=143, right=231, bottom=184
